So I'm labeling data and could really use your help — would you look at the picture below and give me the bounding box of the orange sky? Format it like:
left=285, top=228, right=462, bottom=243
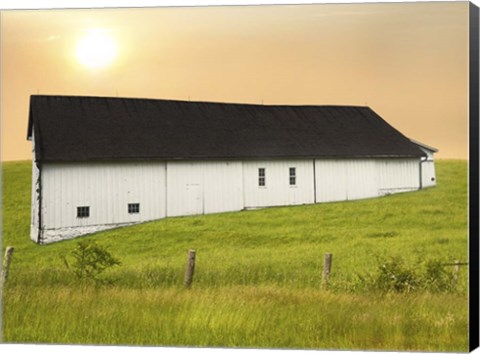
left=0, top=2, right=470, bottom=161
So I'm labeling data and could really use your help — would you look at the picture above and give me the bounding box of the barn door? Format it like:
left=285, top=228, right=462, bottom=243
left=185, top=183, right=203, bottom=215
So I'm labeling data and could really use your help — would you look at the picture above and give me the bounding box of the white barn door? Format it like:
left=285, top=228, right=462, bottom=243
left=166, top=161, right=243, bottom=217
left=185, top=183, right=204, bottom=215
left=315, top=159, right=379, bottom=202
left=167, top=163, right=204, bottom=217
left=421, top=161, right=436, bottom=188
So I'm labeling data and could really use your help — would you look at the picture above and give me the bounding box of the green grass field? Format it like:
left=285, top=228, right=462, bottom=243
left=1, top=160, right=469, bottom=351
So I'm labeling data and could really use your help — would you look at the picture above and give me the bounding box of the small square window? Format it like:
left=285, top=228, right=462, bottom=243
left=77, top=206, right=90, bottom=218
left=128, top=203, right=140, bottom=214
left=289, top=167, right=296, bottom=186
left=258, top=168, right=266, bottom=187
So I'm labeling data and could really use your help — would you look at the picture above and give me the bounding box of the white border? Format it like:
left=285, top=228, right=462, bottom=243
left=0, top=0, right=478, bottom=10
left=0, top=1, right=478, bottom=354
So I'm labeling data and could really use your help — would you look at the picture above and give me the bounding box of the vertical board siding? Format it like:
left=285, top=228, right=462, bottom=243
left=316, top=160, right=379, bottom=202
left=203, top=161, right=244, bottom=214
left=345, top=159, right=379, bottom=200
left=421, top=161, right=437, bottom=188
left=166, top=162, right=203, bottom=217
left=166, top=161, right=243, bottom=217
left=416, top=147, right=437, bottom=188
left=42, top=161, right=166, bottom=229
left=243, top=160, right=314, bottom=208
left=30, top=131, right=40, bottom=242
left=316, top=158, right=420, bottom=202
left=378, top=158, right=420, bottom=193
left=37, top=157, right=431, bottom=242
left=315, top=160, right=348, bottom=203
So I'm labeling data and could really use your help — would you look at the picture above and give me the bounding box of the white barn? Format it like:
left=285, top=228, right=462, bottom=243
left=27, top=95, right=437, bottom=244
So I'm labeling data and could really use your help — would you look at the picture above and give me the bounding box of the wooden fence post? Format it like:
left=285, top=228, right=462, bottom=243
left=453, top=260, right=460, bottom=286
left=2, top=246, right=15, bottom=285
left=183, top=249, right=196, bottom=288
left=323, top=253, right=332, bottom=286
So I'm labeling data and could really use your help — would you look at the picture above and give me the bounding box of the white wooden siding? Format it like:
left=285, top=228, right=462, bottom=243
left=378, top=158, right=420, bottom=194
left=41, top=161, right=167, bottom=230
left=166, top=161, right=243, bottom=217
left=314, top=160, right=347, bottom=203
left=421, top=161, right=436, bottom=188
left=315, top=158, right=420, bottom=202
left=243, top=160, right=315, bottom=208
left=203, top=162, right=244, bottom=214
left=315, top=159, right=380, bottom=202
left=345, top=159, right=379, bottom=200
left=416, top=146, right=437, bottom=188
left=30, top=131, right=40, bottom=242
left=166, top=162, right=203, bottom=217
left=34, top=156, right=432, bottom=243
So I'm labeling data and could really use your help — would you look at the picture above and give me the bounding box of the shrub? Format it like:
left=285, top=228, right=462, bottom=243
left=354, top=256, right=457, bottom=293
left=421, top=260, right=456, bottom=293
left=373, top=256, right=419, bottom=293
left=63, top=240, right=121, bottom=284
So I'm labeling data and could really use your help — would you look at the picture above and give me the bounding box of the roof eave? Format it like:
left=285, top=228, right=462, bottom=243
left=37, top=153, right=425, bottom=163
left=409, top=139, right=439, bottom=153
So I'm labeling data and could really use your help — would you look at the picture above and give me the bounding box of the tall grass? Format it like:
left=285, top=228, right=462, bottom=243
left=1, top=160, right=469, bottom=351
left=3, top=285, right=468, bottom=351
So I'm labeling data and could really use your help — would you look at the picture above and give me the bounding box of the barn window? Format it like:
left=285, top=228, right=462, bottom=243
left=128, top=203, right=140, bottom=214
left=289, top=167, right=296, bottom=186
left=77, top=206, right=90, bottom=218
left=258, top=168, right=266, bottom=186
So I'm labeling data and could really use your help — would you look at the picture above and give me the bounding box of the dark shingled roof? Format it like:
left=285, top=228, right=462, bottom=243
left=27, top=95, right=425, bottom=162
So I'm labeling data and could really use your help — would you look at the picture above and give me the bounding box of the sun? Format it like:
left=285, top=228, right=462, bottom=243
left=75, top=29, right=117, bottom=69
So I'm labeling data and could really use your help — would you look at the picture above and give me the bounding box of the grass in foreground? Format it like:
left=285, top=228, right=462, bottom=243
left=3, top=286, right=468, bottom=351
left=1, top=160, right=469, bottom=351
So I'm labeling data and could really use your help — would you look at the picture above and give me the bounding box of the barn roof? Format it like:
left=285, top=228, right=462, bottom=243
left=27, top=95, right=426, bottom=162
left=409, top=139, right=439, bottom=153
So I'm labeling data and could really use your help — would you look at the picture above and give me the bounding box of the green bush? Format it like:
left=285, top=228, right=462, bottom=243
left=355, top=256, right=458, bottom=293
left=373, top=256, right=419, bottom=293
left=63, top=240, right=121, bottom=284
left=421, top=260, right=456, bottom=292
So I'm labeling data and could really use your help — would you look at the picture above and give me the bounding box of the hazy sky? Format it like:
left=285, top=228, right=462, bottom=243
left=0, top=2, right=469, bottom=161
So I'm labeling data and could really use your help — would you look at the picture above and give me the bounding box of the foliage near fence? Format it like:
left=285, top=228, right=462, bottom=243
left=62, top=240, right=121, bottom=284
left=355, top=256, right=460, bottom=293
left=1, top=159, right=469, bottom=351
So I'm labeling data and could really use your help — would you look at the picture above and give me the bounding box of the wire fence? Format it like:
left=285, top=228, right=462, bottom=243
left=441, top=262, right=468, bottom=266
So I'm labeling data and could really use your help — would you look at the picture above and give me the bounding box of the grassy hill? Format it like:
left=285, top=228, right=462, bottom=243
left=1, top=160, right=469, bottom=351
